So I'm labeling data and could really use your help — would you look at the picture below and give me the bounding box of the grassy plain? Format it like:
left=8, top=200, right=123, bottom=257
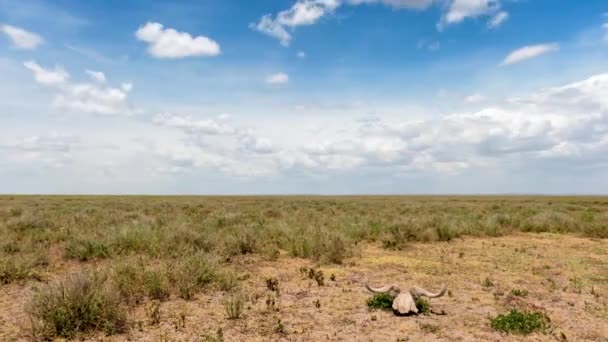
left=1, top=195, right=607, bottom=341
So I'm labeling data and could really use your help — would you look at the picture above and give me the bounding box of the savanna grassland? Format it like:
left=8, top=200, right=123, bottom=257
left=1, top=195, right=608, bottom=341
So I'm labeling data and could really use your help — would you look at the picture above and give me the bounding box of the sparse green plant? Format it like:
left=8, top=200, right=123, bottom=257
left=217, top=270, right=239, bottom=292
left=224, top=292, right=244, bottom=319
left=274, top=319, right=286, bottom=334
left=145, top=300, right=162, bottom=325
left=490, top=310, right=550, bottom=335
left=482, top=277, right=495, bottom=287
left=366, top=293, right=395, bottom=311
left=27, top=272, right=127, bottom=339
left=306, top=268, right=325, bottom=286
left=510, top=289, right=529, bottom=297
left=415, top=297, right=430, bottom=314
left=419, top=322, right=440, bottom=333
left=265, top=277, right=280, bottom=292
left=64, top=238, right=111, bottom=261
left=201, top=328, right=224, bottom=342
left=145, top=269, right=170, bottom=301
left=0, top=257, right=34, bottom=285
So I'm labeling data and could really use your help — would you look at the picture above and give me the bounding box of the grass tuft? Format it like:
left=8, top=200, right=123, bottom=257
left=27, top=272, right=127, bottom=339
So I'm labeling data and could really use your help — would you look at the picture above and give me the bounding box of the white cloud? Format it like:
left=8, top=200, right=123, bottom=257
left=86, top=70, right=106, bottom=83
left=465, top=93, right=485, bottom=103
left=297, top=51, right=307, bottom=58
left=347, top=0, right=434, bottom=10
left=135, top=22, right=220, bottom=58
left=251, top=0, right=339, bottom=46
left=439, top=0, right=501, bottom=29
left=487, top=10, right=508, bottom=29
left=266, top=72, right=289, bottom=85
left=501, top=43, right=559, bottom=66
left=23, top=61, right=69, bottom=85
left=251, top=15, right=293, bottom=46
left=24, top=61, right=135, bottom=115
left=0, top=24, right=43, bottom=49
left=254, top=0, right=507, bottom=44
left=153, top=113, right=236, bottom=135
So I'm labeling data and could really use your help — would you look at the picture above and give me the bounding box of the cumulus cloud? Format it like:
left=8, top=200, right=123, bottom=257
left=251, top=0, right=339, bottom=46
left=347, top=0, right=434, bottom=9
left=501, top=43, right=559, bottom=66
left=439, top=0, right=502, bottom=29
left=1, top=24, right=43, bottom=49
left=254, top=0, right=510, bottom=44
left=144, top=72, right=608, bottom=181
left=465, top=93, right=485, bottom=103
left=86, top=70, right=106, bottom=83
left=24, top=61, right=69, bottom=85
left=487, top=10, right=508, bottom=29
left=266, top=72, right=289, bottom=85
left=24, top=61, right=135, bottom=115
left=135, top=22, right=220, bottom=58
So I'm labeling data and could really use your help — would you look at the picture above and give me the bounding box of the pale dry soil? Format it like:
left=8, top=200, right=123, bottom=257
left=1, top=233, right=607, bottom=342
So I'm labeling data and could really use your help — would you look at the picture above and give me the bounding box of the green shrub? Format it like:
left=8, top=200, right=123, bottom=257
left=490, top=310, right=550, bottom=335
left=173, top=255, right=216, bottom=300
left=366, top=293, right=394, bottom=311
left=144, top=269, right=170, bottom=301
left=0, top=257, right=33, bottom=284
left=112, top=261, right=146, bottom=305
left=414, top=297, right=430, bottom=314
left=64, top=239, right=111, bottom=261
left=7, top=215, right=53, bottom=232
left=27, top=272, right=127, bottom=339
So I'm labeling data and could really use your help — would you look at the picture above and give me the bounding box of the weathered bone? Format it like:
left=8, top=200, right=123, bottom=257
left=365, top=282, right=447, bottom=315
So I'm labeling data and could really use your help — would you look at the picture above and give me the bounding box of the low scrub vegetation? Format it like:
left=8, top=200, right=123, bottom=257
left=366, top=293, right=395, bottom=311
left=490, top=310, right=550, bottom=335
left=0, top=195, right=606, bottom=339
left=27, top=272, right=127, bottom=339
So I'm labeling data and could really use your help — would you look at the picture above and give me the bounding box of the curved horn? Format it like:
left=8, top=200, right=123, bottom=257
left=365, top=283, right=397, bottom=293
left=409, top=283, right=447, bottom=298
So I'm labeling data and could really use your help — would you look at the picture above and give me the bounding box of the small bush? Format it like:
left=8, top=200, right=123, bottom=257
left=173, top=255, right=216, bottom=300
left=224, top=293, right=244, bottom=319
left=415, top=297, right=430, bottom=314
left=0, top=258, right=33, bottom=285
left=27, top=272, right=127, bottom=339
left=217, top=270, right=239, bottom=292
left=265, top=277, right=279, bottom=292
left=112, top=262, right=146, bottom=305
left=510, top=289, right=529, bottom=297
left=64, top=239, right=111, bottom=262
left=490, top=310, right=550, bottom=335
left=366, top=293, right=395, bottom=311
left=145, top=269, right=170, bottom=301
left=7, top=215, right=53, bottom=232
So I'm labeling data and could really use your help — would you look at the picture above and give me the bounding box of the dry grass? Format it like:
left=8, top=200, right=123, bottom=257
left=0, top=195, right=607, bottom=341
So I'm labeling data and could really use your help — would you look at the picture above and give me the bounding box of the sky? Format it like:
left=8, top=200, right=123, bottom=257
left=1, top=0, right=608, bottom=195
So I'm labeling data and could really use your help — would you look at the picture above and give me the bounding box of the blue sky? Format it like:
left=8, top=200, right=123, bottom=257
left=1, top=0, right=608, bottom=194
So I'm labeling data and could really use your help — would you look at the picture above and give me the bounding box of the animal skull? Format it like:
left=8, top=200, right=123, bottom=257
left=365, top=283, right=447, bottom=314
